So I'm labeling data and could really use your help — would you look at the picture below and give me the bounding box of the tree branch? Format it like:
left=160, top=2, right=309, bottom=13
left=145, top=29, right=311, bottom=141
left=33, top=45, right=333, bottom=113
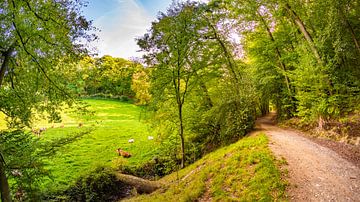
left=0, top=45, right=14, bottom=88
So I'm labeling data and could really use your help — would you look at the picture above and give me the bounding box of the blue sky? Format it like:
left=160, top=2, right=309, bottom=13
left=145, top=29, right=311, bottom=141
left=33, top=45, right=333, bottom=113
left=81, top=0, right=179, bottom=59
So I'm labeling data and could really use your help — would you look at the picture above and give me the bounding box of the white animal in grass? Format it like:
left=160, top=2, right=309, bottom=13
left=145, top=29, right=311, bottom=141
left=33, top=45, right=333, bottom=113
left=148, top=136, right=154, bottom=140
left=128, top=138, right=134, bottom=143
left=11, top=169, right=22, bottom=177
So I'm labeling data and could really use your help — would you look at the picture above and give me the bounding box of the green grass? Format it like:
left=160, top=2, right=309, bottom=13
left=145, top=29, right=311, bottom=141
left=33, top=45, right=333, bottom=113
left=126, top=134, right=287, bottom=202
left=34, top=99, right=157, bottom=193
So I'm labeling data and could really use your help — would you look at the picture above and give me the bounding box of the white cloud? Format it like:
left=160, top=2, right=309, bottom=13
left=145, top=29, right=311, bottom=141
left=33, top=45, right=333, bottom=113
left=90, top=0, right=209, bottom=59
left=92, top=0, right=153, bottom=59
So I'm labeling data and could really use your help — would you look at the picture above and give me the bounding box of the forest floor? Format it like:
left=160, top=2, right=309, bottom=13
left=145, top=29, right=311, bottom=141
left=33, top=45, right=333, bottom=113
left=257, top=113, right=360, bottom=201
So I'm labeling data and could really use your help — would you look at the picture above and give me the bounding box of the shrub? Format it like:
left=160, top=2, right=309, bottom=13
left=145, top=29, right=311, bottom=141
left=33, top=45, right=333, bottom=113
left=64, top=166, right=132, bottom=202
left=116, top=157, right=177, bottom=180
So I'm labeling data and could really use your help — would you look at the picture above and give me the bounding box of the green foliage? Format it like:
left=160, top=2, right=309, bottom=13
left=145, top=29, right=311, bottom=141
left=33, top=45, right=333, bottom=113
left=132, top=69, right=151, bottom=105
left=73, top=56, right=142, bottom=98
left=0, top=130, right=46, bottom=200
left=63, top=166, right=130, bottom=202
left=0, top=0, right=95, bottom=127
left=116, top=157, right=177, bottom=180
left=215, top=0, right=360, bottom=124
left=0, top=1, right=95, bottom=198
left=127, top=134, right=287, bottom=202
left=0, top=128, right=90, bottom=201
left=138, top=1, right=257, bottom=168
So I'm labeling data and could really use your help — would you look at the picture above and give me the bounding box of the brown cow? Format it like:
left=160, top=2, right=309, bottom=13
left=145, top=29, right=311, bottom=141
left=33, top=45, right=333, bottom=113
left=116, top=148, right=131, bottom=158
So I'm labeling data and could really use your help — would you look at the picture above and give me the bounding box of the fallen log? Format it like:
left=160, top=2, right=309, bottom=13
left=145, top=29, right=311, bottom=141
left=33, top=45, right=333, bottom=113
left=115, top=173, right=162, bottom=194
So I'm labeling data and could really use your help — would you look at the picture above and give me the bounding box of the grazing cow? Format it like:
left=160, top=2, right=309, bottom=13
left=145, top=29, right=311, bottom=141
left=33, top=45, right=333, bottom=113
left=32, top=128, right=46, bottom=137
left=148, top=136, right=154, bottom=140
left=78, top=122, right=83, bottom=128
left=116, top=148, right=131, bottom=158
left=128, top=138, right=134, bottom=143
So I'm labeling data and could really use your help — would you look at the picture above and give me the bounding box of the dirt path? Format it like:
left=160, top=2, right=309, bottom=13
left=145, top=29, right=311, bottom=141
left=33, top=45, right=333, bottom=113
left=257, top=114, right=360, bottom=201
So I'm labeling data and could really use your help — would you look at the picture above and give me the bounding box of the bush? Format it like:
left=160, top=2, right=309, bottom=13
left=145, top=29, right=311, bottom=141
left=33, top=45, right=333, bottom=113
left=116, top=157, right=177, bottom=180
left=64, top=166, right=132, bottom=202
left=118, top=95, right=130, bottom=102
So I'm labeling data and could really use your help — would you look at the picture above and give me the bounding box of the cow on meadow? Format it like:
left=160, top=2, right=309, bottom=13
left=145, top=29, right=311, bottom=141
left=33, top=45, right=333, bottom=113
left=116, top=148, right=131, bottom=158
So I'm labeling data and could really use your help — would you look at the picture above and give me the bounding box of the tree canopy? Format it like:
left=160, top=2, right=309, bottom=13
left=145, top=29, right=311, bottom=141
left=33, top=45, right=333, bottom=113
left=0, top=0, right=95, bottom=201
left=0, top=0, right=96, bottom=126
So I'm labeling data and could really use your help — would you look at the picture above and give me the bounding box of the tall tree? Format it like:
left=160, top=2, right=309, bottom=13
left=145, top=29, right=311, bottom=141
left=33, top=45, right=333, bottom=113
left=138, top=2, right=207, bottom=168
left=0, top=0, right=94, bottom=200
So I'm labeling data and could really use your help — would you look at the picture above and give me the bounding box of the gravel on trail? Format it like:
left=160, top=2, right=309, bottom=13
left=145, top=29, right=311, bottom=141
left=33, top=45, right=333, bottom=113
left=257, top=114, right=360, bottom=202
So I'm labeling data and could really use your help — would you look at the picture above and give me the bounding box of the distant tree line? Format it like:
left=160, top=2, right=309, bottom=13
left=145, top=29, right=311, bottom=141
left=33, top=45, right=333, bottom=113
left=67, top=55, right=151, bottom=104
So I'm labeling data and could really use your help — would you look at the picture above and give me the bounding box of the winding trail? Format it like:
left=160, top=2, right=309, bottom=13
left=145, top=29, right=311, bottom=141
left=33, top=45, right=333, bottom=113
left=257, top=114, right=360, bottom=201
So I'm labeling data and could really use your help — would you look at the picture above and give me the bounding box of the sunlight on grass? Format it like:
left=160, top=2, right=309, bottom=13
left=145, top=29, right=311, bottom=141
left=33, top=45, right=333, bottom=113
left=127, top=134, right=287, bottom=202
left=29, top=99, right=157, bottom=193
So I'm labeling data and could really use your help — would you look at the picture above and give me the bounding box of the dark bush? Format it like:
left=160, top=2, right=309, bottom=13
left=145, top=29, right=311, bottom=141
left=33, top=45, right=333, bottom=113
left=118, top=157, right=177, bottom=180
left=64, top=166, right=132, bottom=202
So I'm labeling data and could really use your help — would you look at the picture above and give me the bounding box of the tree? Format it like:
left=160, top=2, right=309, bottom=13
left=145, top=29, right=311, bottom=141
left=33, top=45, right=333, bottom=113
left=138, top=2, right=206, bottom=168
left=138, top=1, right=257, bottom=167
left=211, top=0, right=360, bottom=125
left=131, top=68, right=151, bottom=105
left=0, top=0, right=94, bottom=200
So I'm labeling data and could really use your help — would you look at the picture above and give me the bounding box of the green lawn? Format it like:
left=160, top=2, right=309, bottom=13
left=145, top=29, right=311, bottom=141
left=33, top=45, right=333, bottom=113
left=36, top=99, right=157, bottom=193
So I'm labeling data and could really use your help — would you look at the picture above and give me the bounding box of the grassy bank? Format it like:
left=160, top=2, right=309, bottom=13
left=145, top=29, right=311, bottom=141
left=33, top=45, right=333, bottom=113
left=126, top=133, right=287, bottom=201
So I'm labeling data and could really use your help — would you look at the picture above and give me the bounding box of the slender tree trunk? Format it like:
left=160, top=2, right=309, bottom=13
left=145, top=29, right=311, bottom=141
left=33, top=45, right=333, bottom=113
left=178, top=103, right=185, bottom=169
left=257, top=11, right=291, bottom=94
left=284, top=3, right=333, bottom=126
left=340, top=10, right=360, bottom=55
left=0, top=154, right=12, bottom=202
left=284, top=3, right=322, bottom=64
left=200, top=82, right=213, bottom=108
left=193, top=71, right=213, bottom=108
left=0, top=46, right=14, bottom=88
left=203, top=16, right=239, bottom=84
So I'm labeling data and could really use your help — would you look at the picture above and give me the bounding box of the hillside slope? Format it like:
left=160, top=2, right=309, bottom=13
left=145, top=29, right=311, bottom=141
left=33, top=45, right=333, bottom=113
left=124, top=134, right=287, bottom=201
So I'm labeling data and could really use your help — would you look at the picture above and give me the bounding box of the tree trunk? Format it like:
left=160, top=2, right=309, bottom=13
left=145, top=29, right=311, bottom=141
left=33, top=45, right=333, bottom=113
left=203, top=16, right=239, bottom=84
left=114, top=173, right=162, bottom=194
left=285, top=3, right=333, bottom=97
left=284, top=3, right=322, bottom=64
left=340, top=10, right=360, bottom=55
left=257, top=11, right=291, bottom=94
left=0, top=154, right=12, bottom=202
left=0, top=46, right=14, bottom=88
left=178, top=103, right=185, bottom=169
left=194, top=71, right=213, bottom=108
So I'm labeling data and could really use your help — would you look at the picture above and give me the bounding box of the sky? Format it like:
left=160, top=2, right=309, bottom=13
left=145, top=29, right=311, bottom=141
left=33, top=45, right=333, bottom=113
left=81, top=0, right=185, bottom=59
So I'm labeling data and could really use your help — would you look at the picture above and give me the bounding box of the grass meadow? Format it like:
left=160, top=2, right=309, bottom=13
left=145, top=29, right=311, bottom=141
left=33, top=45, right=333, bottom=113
left=1, top=98, right=158, bottom=193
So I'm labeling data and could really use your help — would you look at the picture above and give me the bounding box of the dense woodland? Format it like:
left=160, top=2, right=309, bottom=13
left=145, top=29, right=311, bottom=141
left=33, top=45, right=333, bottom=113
left=0, top=0, right=360, bottom=201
